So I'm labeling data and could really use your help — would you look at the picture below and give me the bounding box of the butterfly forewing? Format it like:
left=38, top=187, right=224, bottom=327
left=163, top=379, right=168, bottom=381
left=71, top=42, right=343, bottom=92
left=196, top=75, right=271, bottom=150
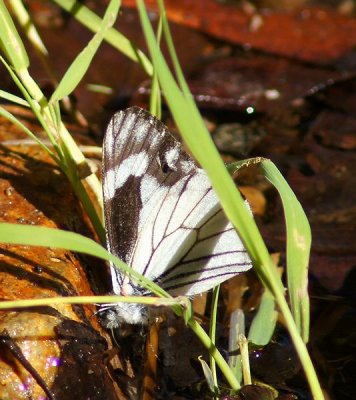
left=102, top=107, right=252, bottom=323
left=103, top=107, right=194, bottom=270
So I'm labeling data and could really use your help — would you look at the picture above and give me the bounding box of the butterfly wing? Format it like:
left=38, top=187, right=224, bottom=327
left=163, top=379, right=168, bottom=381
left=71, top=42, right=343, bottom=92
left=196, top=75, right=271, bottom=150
left=103, top=107, right=252, bottom=301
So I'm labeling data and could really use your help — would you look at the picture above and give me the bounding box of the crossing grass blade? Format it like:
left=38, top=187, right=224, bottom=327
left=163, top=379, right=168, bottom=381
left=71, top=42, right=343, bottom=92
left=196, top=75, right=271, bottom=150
left=209, top=285, right=220, bottom=396
left=136, top=2, right=322, bottom=398
left=0, top=0, right=29, bottom=71
left=50, top=0, right=121, bottom=103
left=8, top=0, right=48, bottom=56
left=0, top=90, right=29, bottom=107
left=228, top=157, right=311, bottom=342
left=0, top=106, right=56, bottom=158
left=0, top=223, right=169, bottom=299
left=260, top=159, right=311, bottom=342
left=52, top=0, right=153, bottom=76
left=0, top=295, right=187, bottom=310
left=248, top=287, right=278, bottom=346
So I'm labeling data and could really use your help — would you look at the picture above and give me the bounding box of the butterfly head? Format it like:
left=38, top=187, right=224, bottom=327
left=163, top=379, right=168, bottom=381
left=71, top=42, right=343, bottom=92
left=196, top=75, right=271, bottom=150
left=99, top=275, right=150, bottom=329
left=101, top=301, right=148, bottom=329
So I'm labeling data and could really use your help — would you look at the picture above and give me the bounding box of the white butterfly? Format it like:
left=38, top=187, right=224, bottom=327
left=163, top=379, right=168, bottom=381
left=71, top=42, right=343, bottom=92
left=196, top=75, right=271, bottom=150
left=101, top=107, right=252, bottom=328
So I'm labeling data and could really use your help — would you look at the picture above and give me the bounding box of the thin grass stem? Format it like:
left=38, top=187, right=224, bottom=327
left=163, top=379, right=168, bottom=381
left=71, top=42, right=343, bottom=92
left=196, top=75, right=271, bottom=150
left=188, top=317, right=241, bottom=391
left=209, top=285, right=220, bottom=395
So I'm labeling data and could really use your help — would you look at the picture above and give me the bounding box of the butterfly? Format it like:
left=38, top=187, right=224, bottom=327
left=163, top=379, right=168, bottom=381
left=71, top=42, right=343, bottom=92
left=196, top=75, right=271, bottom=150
left=101, top=107, right=253, bottom=328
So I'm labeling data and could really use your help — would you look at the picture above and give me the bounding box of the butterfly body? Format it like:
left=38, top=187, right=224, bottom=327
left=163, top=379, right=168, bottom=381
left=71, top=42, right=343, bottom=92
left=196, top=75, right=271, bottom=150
left=102, top=107, right=252, bottom=328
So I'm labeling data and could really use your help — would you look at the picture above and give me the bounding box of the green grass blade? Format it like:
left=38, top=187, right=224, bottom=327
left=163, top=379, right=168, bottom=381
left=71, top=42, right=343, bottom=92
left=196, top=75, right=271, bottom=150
left=0, top=56, right=60, bottom=151
left=209, top=285, right=220, bottom=395
left=137, top=3, right=322, bottom=397
left=188, top=318, right=241, bottom=391
left=0, top=295, right=186, bottom=310
left=0, top=106, right=57, bottom=159
left=0, top=89, right=29, bottom=107
left=0, top=0, right=29, bottom=70
left=227, top=157, right=264, bottom=174
left=86, top=83, right=113, bottom=95
left=248, top=288, right=278, bottom=346
left=198, top=356, right=216, bottom=394
left=0, top=223, right=169, bottom=299
left=8, top=0, right=48, bottom=56
left=228, top=309, right=245, bottom=383
left=149, top=15, right=162, bottom=118
left=50, top=0, right=121, bottom=103
left=260, top=159, right=311, bottom=342
left=157, top=0, right=191, bottom=97
left=0, top=54, right=105, bottom=243
left=229, top=157, right=311, bottom=342
left=52, top=0, right=152, bottom=76
left=149, top=66, right=162, bottom=118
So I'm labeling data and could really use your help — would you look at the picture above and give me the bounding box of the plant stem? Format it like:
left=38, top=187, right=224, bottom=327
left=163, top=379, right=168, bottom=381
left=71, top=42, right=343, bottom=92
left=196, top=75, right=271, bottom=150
left=188, top=317, right=241, bottom=391
left=209, top=285, right=220, bottom=394
left=271, top=274, right=324, bottom=400
left=15, top=70, right=104, bottom=240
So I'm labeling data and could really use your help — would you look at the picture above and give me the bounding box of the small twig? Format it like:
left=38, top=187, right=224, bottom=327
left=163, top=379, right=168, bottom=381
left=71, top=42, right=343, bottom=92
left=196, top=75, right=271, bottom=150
left=0, top=329, right=57, bottom=400
left=239, top=334, right=251, bottom=386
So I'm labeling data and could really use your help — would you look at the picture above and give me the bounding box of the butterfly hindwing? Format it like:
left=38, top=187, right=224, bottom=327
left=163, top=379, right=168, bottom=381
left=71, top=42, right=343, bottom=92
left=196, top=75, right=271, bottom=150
left=103, top=107, right=252, bottom=323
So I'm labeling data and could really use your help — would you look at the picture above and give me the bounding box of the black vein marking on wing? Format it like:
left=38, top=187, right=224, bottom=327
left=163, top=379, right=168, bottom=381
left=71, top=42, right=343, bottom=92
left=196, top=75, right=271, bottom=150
left=162, top=270, right=243, bottom=293
left=132, top=174, right=251, bottom=294
left=152, top=207, right=252, bottom=294
left=142, top=173, right=201, bottom=277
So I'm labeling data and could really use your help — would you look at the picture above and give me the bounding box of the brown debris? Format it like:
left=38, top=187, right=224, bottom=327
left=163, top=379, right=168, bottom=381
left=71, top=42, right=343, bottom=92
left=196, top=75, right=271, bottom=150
left=123, top=1, right=356, bottom=63
left=0, top=114, right=121, bottom=399
left=310, top=111, right=356, bottom=151
left=188, top=56, right=345, bottom=113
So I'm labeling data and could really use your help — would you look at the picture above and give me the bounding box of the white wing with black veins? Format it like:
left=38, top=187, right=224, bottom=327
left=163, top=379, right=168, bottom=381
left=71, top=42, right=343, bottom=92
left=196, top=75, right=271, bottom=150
left=102, top=107, right=252, bottom=325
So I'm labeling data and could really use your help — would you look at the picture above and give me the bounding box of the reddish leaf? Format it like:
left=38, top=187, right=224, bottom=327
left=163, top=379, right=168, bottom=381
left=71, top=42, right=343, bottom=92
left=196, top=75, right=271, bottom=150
left=123, top=1, right=356, bottom=63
